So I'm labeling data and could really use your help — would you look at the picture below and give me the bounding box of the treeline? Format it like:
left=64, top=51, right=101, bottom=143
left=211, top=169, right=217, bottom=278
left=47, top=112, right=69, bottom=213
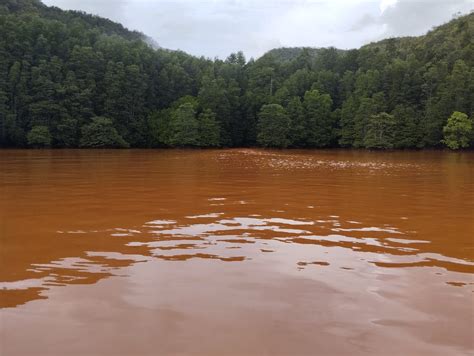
left=0, top=0, right=473, bottom=149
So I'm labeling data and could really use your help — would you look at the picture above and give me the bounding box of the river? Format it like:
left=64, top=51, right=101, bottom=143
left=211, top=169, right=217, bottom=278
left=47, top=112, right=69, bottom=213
left=1, top=149, right=473, bottom=355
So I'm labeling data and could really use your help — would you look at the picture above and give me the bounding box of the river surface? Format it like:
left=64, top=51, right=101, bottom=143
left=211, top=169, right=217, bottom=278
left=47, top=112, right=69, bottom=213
left=1, top=149, right=473, bottom=355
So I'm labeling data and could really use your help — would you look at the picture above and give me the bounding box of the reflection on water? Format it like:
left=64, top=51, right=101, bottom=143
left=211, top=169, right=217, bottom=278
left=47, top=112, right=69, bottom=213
left=1, top=149, right=473, bottom=355
left=4, top=212, right=472, bottom=302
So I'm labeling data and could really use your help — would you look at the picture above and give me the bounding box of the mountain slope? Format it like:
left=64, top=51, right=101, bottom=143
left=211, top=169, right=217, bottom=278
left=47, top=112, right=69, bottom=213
left=1, top=0, right=145, bottom=42
left=0, top=1, right=472, bottom=149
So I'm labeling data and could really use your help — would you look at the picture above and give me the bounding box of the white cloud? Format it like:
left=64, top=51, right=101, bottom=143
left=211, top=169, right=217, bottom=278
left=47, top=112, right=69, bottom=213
left=380, top=0, right=398, bottom=13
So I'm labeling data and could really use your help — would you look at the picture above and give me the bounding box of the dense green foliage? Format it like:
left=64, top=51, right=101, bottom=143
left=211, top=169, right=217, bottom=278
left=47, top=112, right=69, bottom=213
left=363, top=113, right=396, bottom=149
left=442, top=112, right=473, bottom=150
left=0, top=0, right=473, bottom=149
left=79, top=117, right=129, bottom=148
left=257, top=104, right=290, bottom=148
left=27, top=125, right=51, bottom=147
left=198, top=109, right=221, bottom=147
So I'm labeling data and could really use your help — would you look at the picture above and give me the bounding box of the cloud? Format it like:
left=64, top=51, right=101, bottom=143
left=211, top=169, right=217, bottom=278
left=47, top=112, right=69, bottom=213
left=45, top=0, right=128, bottom=21
left=42, top=0, right=474, bottom=59
left=380, top=0, right=474, bottom=37
left=380, top=0, right=398, bottom=13
left=350, top=14, right=378, bottom=32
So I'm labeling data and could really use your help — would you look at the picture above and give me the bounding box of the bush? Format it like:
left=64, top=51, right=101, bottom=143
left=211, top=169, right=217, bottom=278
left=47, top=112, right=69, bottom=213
left=442, top=112, right=472, bottom=150
left=27, top=126, right=51, bottom=148
left=80, top=117, right=129, bottom=148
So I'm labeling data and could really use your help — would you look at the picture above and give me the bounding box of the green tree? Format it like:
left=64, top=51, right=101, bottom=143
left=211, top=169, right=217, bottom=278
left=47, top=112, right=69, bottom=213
left=447, top=60, right=472, bottom=115
left=169, top=103, right=199, bottom=147
left=353, top=93, right=385, bottom=148
left=313, top=70, right=340, bottom=104
left=147, top=109, right=172, bottom=147
left=157, top=62, right=193, bottom=107
left=282, top=69, right=317, bottom=98
left=28, top=61, right=63, bottom=128
left=442, top=112, right=472, bottom=150
left=338, top=96, right=358, bottom=147
left=62, top=71, right=93, bottom=126
left=1, top=0, right=473, bottom=150
left=27, top=125, right=52, bottom=147
left=303, top=90, right=335, bottom=147
left=198, top=109, right=220, bottom=147
left=287, top=96, right=306, bottom=147
left=198, top=75, right=232, bottom=145
left=257, top=104, right=290, bottom=148
left=363, top=112, right=396, bottom=149
left=54, top=115, right=78, bottom=147
left=80, top=117, right=129, bottom=148
left=391, top=105, right=420, bottom=148
left=0, top=82, right=8, bottom=146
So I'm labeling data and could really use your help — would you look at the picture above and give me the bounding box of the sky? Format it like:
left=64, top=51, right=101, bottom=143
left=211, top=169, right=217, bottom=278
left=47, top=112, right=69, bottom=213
left=42, top=0, right=474, bottom=59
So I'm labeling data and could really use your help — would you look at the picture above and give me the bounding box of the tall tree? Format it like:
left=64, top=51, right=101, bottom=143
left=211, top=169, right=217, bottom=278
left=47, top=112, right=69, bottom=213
left=363, top=112, right=396, bottom=149
left=303, top=90, right=335, bottom=147
left=257, top=104, right=290, bottom=148
left=198, top=74, right=232, bottom=145
left=169, top=103, right=199, bottom=147
left=287, top=96, right=306, bottom=147
left=391, top=105, right=421, bottom=148
left=198, top=109, right=220, bottom=147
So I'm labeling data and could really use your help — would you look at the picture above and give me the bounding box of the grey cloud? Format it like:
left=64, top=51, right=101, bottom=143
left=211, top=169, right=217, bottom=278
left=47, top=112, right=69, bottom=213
left=42, top=0, right=474, bottom=58
left=45, top=0, right=128, bottom=22
left=380, top=0, right=473, bottom=37
left=349, top=13, right=378, bottom=32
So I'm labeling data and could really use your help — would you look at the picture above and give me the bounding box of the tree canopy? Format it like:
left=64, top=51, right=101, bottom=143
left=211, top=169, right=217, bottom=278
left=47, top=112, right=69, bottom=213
left=27, top=125, right=51, bottom=147
left=257, top=104, right=290, bottom=148
left=442, top=112, right=473, bottom=150
left=80, top=117, right=129, bottom=148
left=0, top=1, right=473, bottom=149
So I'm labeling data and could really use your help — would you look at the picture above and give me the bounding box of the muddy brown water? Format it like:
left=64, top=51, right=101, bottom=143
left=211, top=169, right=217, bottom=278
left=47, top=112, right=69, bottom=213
left=1, top=149, right=473, bottom=355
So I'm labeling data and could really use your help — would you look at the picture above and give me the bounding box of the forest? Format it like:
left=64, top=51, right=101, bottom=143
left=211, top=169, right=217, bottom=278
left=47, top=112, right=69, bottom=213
left=0, top=0, right=473, bottom=149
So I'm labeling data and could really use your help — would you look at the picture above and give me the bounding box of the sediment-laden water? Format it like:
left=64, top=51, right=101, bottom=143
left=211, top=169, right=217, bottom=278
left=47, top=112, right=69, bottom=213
left=1, top=149, right=473, bottom=355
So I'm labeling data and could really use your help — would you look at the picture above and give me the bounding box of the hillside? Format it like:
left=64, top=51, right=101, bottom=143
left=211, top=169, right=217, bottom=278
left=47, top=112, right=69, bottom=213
left=259, top=47, right=342, bottom=63
left=1, top=0, right=145, bottom=41
left=0, top=1, right=472, bottom=149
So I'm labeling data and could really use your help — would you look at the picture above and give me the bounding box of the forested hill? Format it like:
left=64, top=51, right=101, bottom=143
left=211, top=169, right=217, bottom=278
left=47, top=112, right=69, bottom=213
left=259, top=48, right=344, bottom=63
left=1, top=0, right=145, bottom=41
left=0, top=1, right=473, bottom=149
